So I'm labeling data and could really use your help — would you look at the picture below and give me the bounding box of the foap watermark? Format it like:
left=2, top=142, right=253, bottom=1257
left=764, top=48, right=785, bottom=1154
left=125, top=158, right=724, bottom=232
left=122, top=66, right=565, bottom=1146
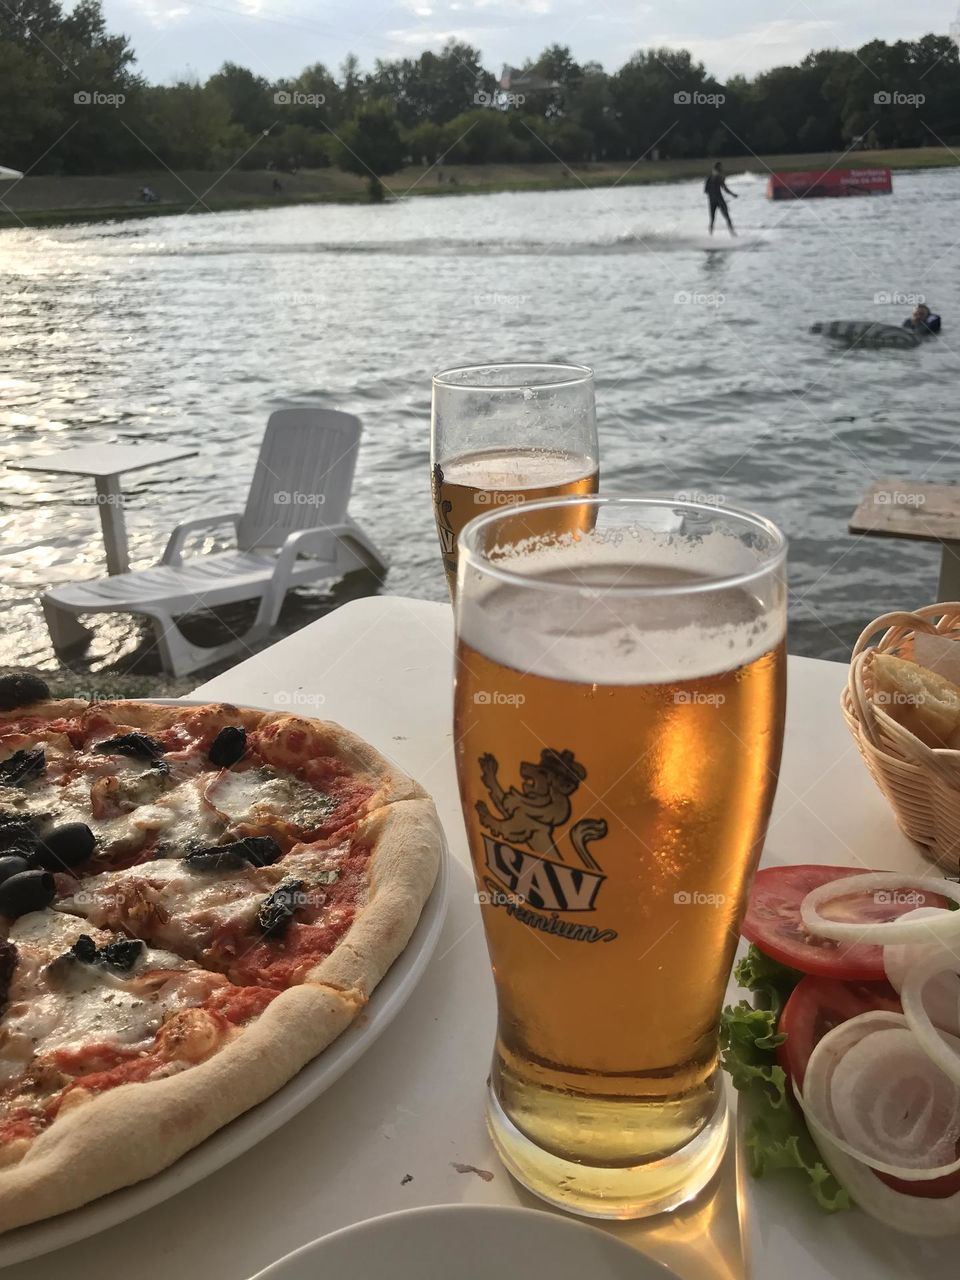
left=675, top=489, right=726, bottom=507
left=274, top=490, right=325, bottom=506
left=474, top=89, right=525, bottom=109
left=75, top=492, right=128, bottom=507
left=874, top=90, right=925, bottom=106
left=674, top=691, right=726, bottom=707
left=475, top=887, right=526, bottom=907
left=473, top=690, right=525, bottom=707
left=475, top=291, right=529, bottom=311
left=273, top=689, right=326, bottom=709
left=674, top=90, right=725, bottom=107
left=474, top=491, right=522, bottom=507
left=271, top=292, right=325, bottom=308
left=874, top=690, right=928, bottom=707
left=74, top=90, right=125, bottom=107
left=274, top=90, right=326, bottom=107
left=875, top=290, right=926, bottom=306
left=674, top=890, right=726, bottom=906
left=873, top=489, right=925, bottom=507
left=674, top=290, right=725, bottom=308
left=874, top=889, right=926, bottom=907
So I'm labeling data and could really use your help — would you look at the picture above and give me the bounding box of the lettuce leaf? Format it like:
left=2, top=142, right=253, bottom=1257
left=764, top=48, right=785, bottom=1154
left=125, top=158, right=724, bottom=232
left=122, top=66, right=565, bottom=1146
left=733, top=945, right=802, bottom=1017
left=721, top=946, right=851, bottom=1213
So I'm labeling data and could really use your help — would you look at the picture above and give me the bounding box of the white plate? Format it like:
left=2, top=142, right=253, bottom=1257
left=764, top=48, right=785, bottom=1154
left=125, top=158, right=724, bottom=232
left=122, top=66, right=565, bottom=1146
left=0, top=778, right=449, bottom=1269
left=250, top=1204, right=678, bottom=1280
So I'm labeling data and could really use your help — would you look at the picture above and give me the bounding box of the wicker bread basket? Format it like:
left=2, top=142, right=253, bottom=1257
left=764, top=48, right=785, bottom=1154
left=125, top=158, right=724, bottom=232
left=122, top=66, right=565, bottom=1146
left=841, top=603, right=960, bottom=872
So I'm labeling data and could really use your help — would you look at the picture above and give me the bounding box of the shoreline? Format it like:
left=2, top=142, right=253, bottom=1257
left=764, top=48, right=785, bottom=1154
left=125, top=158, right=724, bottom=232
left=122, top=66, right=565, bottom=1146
left=1, top=146, right=956, bottom=229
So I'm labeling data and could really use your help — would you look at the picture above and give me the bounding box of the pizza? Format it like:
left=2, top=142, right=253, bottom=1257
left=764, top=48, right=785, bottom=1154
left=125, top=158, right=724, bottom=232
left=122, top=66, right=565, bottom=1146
left=0, top=681, right=442, bottom=1233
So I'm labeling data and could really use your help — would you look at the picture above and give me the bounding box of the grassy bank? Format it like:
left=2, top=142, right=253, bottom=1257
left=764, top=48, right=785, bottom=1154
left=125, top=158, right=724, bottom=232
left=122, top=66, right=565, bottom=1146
left=0, top=147, right=955, bottom=228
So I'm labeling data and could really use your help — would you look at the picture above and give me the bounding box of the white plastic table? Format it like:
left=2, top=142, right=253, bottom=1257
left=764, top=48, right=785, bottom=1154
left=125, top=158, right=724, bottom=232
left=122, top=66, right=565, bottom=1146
left=8, top=443, right=198, bottom=574
left=14, top=597, right=932, bottom=1280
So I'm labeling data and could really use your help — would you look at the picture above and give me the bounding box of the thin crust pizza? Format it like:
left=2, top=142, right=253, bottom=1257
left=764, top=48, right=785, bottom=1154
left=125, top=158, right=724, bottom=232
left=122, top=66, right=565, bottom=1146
left=0, top=692, right=442, bottom=1233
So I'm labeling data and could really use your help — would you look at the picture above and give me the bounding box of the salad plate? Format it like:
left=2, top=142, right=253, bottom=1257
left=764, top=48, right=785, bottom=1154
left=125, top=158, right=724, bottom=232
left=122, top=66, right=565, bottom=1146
left=727, top=862, right=960, bottom=1278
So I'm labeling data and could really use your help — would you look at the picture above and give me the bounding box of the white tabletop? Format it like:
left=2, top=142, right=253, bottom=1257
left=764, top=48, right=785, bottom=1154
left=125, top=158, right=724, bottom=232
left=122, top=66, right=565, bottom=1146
left=14, top=597, right=929, bottom=1280
left=8, top=444, right=197, bottom=478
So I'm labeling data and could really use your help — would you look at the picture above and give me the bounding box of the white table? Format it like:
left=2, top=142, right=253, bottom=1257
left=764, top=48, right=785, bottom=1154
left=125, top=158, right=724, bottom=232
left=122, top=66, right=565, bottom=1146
left=8, top=444, right=198, bottom=574
left=14, top=597, right=931, bottom=1280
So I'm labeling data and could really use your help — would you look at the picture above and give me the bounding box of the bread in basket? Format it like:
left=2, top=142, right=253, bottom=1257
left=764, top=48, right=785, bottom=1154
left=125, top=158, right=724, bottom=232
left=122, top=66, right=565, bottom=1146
left=841, top=602, right=960, bottom=873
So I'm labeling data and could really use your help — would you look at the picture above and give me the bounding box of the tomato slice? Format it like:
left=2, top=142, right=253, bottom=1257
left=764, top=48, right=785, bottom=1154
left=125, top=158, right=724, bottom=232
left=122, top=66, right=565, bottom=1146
left=776, top=975, right=901, bottom=1087
left=742, top=864, right=948, bottom=981
left=778, top=973, right=960, bottom=1199
left=876, top=1168, right=960, bottom=1200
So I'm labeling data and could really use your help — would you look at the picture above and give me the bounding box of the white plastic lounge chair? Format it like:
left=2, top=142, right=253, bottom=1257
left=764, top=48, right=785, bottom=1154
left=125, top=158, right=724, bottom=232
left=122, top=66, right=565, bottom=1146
left=42, top=408, right=387, bottom=676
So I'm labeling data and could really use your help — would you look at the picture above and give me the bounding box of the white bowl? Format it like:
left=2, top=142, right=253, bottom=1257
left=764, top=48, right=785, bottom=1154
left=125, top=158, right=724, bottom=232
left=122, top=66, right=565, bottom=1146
left=250, top=1204, right=679, bottom=1280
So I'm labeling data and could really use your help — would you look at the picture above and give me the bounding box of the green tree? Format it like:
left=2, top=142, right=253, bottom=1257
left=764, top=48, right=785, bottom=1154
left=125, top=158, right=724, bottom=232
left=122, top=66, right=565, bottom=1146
left=406, top=120, right=444, bottom=164
left=335, top=98, right=405, bottom=198
left=438, top=110, right=524, bottom=163
left=613, top=48, right=712, bottom=157
left=750, top=117, right=788, bottom=154
left=521, top=43, right=582, bottom=117
left=0, top=40, right=60, bottom=157
left=209, top=62, right=272, bottom=135
left=0, top=0, right=141, bottom=174
left=370, top=42, right=492, bottom=126
left=568, top=62, right=620, bottom=158
left=143, top=81, right=235, bottom=169
left=339, top=53, right=364, bottom=118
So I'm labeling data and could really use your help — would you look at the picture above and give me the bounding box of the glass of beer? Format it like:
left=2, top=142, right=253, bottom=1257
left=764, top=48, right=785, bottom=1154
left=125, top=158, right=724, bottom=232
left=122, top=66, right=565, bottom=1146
left=453, top=496, right=787, bottom=1218
left=431, top=363, right=599, bottom=598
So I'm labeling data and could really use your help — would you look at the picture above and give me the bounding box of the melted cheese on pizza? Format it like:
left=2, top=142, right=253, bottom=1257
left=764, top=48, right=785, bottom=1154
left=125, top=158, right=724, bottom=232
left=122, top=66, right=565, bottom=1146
left=59, top=860, right=273, bottom=953
left=0, top=911, right=222, bottom=1086
left=204, top=767, right=335, bottom=831
left=0, top=753, right=217, bottom=860
left=0, top=743, right=339, bottom=874
left=58, top=843, right=351, bottom=958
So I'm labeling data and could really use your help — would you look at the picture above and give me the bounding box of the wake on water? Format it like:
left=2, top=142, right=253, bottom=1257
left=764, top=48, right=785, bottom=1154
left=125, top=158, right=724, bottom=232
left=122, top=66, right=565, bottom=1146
left=121, top=228, right=771, bottom=258
left=622, top=229, right=769, bottom=253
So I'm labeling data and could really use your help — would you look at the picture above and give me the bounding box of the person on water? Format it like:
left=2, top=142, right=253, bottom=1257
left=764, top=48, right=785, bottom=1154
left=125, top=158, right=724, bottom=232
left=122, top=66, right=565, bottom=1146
left=903, top=302, right=941, bottom=335
left=705, top=162, right=738, bottom=235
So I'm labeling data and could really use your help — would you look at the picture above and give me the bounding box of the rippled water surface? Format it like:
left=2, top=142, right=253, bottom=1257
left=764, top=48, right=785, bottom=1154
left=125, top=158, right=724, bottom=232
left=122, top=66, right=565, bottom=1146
left=1, top=169, right=958, bottom=675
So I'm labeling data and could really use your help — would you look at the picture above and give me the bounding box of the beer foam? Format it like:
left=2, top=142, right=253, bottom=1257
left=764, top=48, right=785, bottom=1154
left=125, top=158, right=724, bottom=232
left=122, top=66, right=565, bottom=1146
left=459, top=527, right=786, bottom=684
left=441, top=448, right=595, bottom=491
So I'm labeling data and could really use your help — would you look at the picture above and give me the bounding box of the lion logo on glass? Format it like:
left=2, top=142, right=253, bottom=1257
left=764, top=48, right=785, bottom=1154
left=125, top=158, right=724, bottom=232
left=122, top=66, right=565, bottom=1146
left=476, top=748, right=617, bottom=942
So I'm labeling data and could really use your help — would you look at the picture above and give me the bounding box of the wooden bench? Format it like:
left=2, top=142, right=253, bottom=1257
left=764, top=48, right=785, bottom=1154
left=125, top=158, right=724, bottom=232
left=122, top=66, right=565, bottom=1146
left=849, top=479, right=960, bottom=599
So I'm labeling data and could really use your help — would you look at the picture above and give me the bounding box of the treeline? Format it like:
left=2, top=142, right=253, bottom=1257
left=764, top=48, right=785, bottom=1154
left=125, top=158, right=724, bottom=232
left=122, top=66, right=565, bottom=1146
left=3, top=1, right=960, bottom=180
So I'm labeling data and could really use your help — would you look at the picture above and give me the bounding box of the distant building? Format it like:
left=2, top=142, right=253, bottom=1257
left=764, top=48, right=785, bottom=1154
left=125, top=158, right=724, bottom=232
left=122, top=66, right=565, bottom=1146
left=498, top=65, right=559, bottom=94
left=952, top=6, right=960, bottom=49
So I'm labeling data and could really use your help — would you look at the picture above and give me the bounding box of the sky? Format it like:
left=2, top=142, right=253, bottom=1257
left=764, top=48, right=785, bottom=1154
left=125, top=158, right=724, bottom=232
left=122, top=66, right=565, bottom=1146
left=102, top=0, right=960, bottom=84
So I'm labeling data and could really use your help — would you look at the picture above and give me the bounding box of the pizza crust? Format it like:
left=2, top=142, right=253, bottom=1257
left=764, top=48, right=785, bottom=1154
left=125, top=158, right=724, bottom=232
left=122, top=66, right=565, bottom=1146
left=0, top=983, right=359, bottom=1233
left=0, top=698, right=91, bottom=725
left=309, top=798, right=444, bottom=997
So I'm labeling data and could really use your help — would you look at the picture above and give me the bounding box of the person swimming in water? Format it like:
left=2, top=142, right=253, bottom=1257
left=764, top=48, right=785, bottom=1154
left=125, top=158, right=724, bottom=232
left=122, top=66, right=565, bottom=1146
left=705, top=162, right=738, bottom=235
left=903, top=302, right=941, bottom=335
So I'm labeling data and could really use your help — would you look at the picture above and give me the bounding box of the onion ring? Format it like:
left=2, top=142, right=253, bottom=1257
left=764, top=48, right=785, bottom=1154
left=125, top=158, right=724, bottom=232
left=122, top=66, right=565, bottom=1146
left=800, top=873, right=960, bottom=945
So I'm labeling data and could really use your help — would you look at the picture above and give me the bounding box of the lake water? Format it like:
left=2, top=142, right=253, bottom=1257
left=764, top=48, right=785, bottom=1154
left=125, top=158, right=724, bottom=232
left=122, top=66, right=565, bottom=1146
left=1, top=167, right=958, bottom=678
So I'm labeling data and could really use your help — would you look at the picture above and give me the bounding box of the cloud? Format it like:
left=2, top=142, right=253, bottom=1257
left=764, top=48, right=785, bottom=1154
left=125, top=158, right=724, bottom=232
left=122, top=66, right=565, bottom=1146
left=648, top=19, right=839, bottom=79
left=385, top=26, right=489, bottom=46
left=127, top=0, right=192, bottom=27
